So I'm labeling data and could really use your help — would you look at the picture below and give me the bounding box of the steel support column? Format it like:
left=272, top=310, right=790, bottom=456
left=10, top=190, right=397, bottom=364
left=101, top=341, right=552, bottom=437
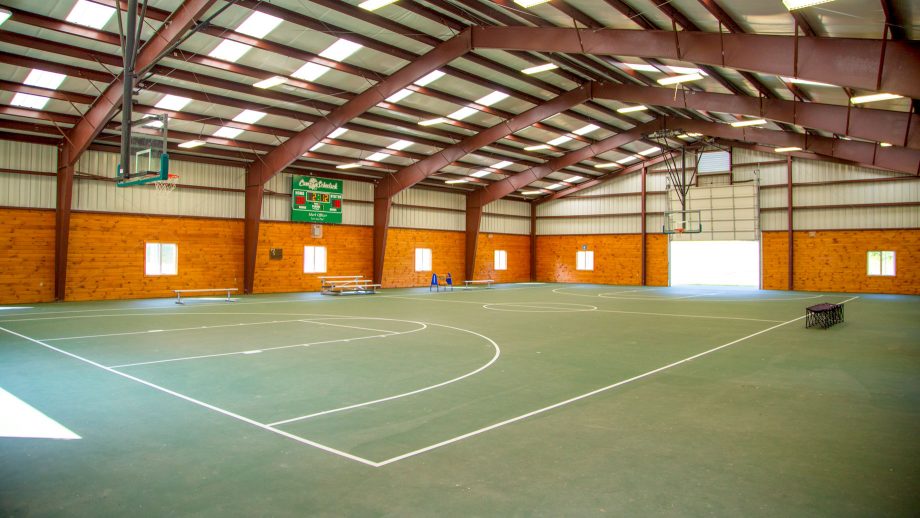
left=372, top=196, right=392, bottom=285
left=641, top=164, right=647, bottom=286
left=243, top=171, right=263, bottom=294
left=464, top=197, right=483, bottom=283
left=787, top=156, right=794, bottom=291
left=54, top=145, right=74, bottom=301
left=530, top=203, right=537, bottom=282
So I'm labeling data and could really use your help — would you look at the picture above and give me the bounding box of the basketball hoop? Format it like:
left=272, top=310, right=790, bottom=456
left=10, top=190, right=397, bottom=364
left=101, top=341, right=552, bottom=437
left=675, top=227, right=685, bottom=234
left=152, top=173, right=179, bottom=194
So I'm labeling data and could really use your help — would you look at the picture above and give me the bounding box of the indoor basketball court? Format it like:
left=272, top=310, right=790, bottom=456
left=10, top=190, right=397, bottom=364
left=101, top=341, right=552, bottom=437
left=0, top=0, right=918, bottom=515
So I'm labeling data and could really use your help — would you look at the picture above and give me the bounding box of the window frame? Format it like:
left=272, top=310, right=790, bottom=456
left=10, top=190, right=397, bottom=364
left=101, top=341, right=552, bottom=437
left=576, top=250, right=594, bottom=271
left=494, top=249, right=508, bottom=271
left=145, top=242, right=178, bottom=276
left=415, top=248, right=432, bottom=272
left=303, top=245, right=328, bottom=274
left=866, top=250, right=895, bottom=277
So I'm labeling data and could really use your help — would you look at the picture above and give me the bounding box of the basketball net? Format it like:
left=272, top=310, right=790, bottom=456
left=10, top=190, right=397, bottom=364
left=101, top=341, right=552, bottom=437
left=153, top=173, right=179, bottom=194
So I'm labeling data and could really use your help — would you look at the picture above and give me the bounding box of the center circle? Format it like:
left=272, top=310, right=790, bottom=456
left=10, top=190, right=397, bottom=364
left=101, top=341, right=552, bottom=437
left=482, top=302, right=597, bottom=313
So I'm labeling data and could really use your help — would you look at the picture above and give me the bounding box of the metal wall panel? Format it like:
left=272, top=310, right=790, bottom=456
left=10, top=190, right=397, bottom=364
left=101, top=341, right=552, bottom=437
left=72, top=150, right=245, bottom=218
left=791, top=206, right=920, bottom=230
left=537, top=214, right=641, bottom=235
left=0, top=140, right=56, bottom=172
left=0, top=141, right=57, bottom=208
left=481, top=214, right=530, bottom=234
left=391, top=188, right=465, bottom=231
left=732, top=148, right=786, bottom=185
left=485, top=199, right=530, bottom=217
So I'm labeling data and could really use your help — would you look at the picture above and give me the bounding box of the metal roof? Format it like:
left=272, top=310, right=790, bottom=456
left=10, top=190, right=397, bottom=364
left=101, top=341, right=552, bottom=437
left=0, top=0, right=917, bottom=200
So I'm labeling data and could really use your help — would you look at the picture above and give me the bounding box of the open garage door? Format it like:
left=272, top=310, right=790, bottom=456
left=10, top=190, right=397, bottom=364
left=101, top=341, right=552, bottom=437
left=670, top=240, right=760, bottom=287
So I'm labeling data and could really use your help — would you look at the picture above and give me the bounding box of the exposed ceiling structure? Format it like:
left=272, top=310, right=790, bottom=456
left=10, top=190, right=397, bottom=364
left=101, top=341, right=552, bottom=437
left=0, top=0, right=918, bottom=205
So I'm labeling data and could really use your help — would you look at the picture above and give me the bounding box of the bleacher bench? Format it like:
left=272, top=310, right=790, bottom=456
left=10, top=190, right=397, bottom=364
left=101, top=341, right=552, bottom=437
left=320, top=276, right=380, bottom=295
left=174, top=288, right=238, bottom=304
left=463, top=279, right=494, bottom=289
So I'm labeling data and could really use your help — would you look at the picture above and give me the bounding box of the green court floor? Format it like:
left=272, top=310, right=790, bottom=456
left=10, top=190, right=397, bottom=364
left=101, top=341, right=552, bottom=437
left=1, top=284, right=918, bottom=516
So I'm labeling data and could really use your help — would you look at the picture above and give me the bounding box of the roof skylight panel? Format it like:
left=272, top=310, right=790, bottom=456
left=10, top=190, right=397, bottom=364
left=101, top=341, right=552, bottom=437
left=319, top=39, right=363, bottom=62
left=573, top=124, right=599, bottom=136
left=10, top=93, right=51, bottom=110
left=65, top=0, right=116, bottom=30
left=209, top=39, right=252, bottom=63
left=232, top=110, right=267, bottom=124
left=213, top=127, right=244, bottom=139
left=292, top=62, right=330, bottom=82
left=476, top=91, right=509, bottom=106
left=387, top=140, right=413, bottom=151
left=23, top=69, right=67, bottom=90
left=415, top=70, right=445, bottom=86
left=235, top=11, right=283, bottom=39
left=365, top=152, right=388, bottom=162
left=447, top=107, right=477, bottom=121
left=154, top=95, right=191, bottom=111
left=547, top=136, right=572, bottom=146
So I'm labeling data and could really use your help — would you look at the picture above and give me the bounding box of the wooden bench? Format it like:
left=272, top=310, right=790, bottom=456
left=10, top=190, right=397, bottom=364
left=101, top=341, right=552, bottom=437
left=463, top=279, right=494, bottom=289
left=319, top=276, right=380, bottom=295
left=174, top=288, right=238, bottom=304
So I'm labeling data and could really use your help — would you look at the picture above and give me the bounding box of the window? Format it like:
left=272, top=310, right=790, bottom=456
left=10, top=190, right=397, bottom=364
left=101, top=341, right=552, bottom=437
left=415, top=248, right=432, bottom=272
left=697, top=150, right=730, bottom=174
left=576, top=250, right=594, bottom=271
left=867, top=251, right=895, bottom=276
left=494, top=250, right=508, bottom=271
left=304, top=246, right=327, bottom=273
left=145, top=243, right=177, bottom=276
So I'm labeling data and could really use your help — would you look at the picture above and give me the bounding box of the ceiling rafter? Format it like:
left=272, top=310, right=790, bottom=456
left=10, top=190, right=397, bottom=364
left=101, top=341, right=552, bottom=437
left=467, top=26, right=920, bottom=99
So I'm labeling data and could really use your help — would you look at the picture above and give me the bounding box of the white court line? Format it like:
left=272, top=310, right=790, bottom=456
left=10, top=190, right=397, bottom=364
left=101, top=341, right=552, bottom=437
left=107, top=322, right=427, bottom=369
left=0, top=284, right=554, bottom=321
left=387, top=295, right=783, bottom=322
left=44, top=318, right=313, bottom=341
left=301, top=319, right=401, bottom=335
left=372, top=295, right=860, bottom=467
left=0, top=325, right=380, bottom=467
left=269, top=323, right=501, bottom=427
left=594, top=308, right=783, bottom=323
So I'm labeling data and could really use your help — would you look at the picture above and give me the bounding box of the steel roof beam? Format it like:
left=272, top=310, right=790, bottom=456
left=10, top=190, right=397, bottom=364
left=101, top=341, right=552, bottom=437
left=664, top=118, right=920, bottom=175
left=375, top=83, right=593, bottom=199
left=469, top=121, right=661, bottom=208
left=593, top=83, right=920, bottom=149
left=246, top=29, right=472, bottom=185
left=468, top=27, right=920, bottom=99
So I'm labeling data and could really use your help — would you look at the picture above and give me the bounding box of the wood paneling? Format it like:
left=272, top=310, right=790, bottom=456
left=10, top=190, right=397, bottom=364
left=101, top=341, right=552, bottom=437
left=536, top=233, right=668, bottom=286
left=763, top=230, right=920, bottom=294
left=473, top=233, right=532, bottom=283
left=253, top=222, right=372, bottom=293
left=0, top=208, right=55, bottom=304
left=383, top=228, right=464, bottom=288
left=65, top=213, right=243, bottom=301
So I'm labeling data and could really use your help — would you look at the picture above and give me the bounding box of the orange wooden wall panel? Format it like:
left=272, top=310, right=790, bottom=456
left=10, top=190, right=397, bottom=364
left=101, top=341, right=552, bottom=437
left=253, top=222, right=372, bottom=293
left=763, top=230, right=920, bottom=294
left=473, top=233, right=532, bottom=283
left=535, top=233, right=668, bottom=286
left=0, top=208, right=55, bottom=304
left=761, top=232, right=790, bottom=291
left=65, top=213, right=243, bottom=301
left=382, top=228, right=464, bottom=288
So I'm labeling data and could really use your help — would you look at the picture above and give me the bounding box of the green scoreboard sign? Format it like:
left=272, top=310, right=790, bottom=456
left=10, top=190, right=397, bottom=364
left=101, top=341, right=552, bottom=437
left=291, top=176, right=343, bottom=224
